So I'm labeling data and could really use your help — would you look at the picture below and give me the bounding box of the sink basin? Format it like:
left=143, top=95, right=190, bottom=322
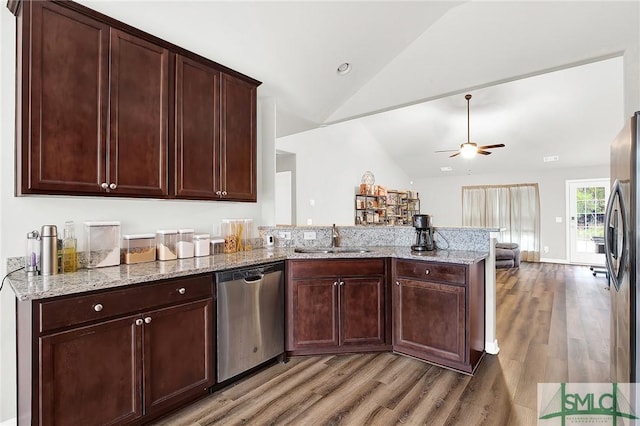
left=294, top=247, right=371, bottom=254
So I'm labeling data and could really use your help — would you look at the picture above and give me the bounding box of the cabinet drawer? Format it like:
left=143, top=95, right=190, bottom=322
left=39, top=274, right=212, bottom=333
left=394, top=260, right=466, bottom=285
left=289, top=259, right=385, bottom=278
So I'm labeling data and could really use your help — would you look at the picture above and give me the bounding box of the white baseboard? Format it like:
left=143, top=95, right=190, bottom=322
left=0, top=417, right=17, bottom=426
left=485, top=339, right=500, bottom=355
left=539, top=258, right=570, bottom=264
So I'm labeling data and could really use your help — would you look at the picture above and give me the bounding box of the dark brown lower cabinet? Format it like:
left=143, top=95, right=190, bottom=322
left=286, top=259, right=390, bottom=355
left=392, top=259, right=485, bottom=374
left=18, top=275, right=214, bottom=426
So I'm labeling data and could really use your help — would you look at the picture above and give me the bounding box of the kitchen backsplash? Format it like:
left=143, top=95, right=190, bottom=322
left=258, top=225, right=496, bottom=252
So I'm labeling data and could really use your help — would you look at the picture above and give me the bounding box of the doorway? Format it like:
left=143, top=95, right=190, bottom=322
left=567, top=178, right=610, bottom=265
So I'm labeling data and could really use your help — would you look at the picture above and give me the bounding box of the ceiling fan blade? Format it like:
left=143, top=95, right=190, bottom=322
left=478, top=144, right=505, bottom=150
left=477, top=150, right=492, bottom=155
left=449, top=152, right=460, bottom=158
left=434, top=149, right=459, bottom=153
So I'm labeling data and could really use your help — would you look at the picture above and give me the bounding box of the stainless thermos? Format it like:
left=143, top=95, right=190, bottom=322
left=40, top=225, right=58, bottom=275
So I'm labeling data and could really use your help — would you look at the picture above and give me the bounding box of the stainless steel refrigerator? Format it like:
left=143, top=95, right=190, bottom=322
left=607, top=111, right=640, bottom=384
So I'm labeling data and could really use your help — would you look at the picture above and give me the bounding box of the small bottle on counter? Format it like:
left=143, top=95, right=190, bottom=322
left=62, top=221, right=78, bottom=273
left=40, top=225, right=58, bottom=276
left=25, top=230, right=40, bottom=276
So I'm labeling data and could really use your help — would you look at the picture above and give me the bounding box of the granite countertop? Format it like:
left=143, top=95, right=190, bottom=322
left=7, top=247, right=488, bottom=301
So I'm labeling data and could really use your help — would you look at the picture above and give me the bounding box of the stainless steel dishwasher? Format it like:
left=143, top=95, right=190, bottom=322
left=215, top=262, right=285, bottom=382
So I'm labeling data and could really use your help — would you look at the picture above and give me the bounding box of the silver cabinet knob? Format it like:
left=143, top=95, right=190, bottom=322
left=222, top=191, right=228, bottom=196
left=395, top=281, right=400, bottom=286
left=425, top=270, right=430, bottom=275
left=135, top=319, right=143, bottom=326
left=215, top=190, right=222, bottom=196
left=100, top=182, right=108, bottom=189
left=144, top=317, right=152, bottom=324
left=93, top=303, right=103, bottom=312
left=109, top=183, right=117, bottom=190
left=339, top=281, right=345, bottom=286
left=333, top=281, right=338, bottom=286
left=178, top=287, right=186, bottom=295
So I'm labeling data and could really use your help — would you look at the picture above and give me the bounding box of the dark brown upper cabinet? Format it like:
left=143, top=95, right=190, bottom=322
left=16, top=1, right=169, bottom=197
left=12, top=0, right=259, bottom=201
left=174, top=57, right=257, bottom=202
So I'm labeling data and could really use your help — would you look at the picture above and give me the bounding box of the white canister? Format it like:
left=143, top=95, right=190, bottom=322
left=194, top=234, right=210, bottom=257
left=177, top=229, right=195, bottom=258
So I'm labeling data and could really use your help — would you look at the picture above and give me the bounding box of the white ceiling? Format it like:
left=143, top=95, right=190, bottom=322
left=78, top=0, right=638, bottom=177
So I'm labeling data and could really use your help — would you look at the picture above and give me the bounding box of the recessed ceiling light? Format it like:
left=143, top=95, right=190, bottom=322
left=543, top=155, right=560, bottom=162
left=336, top=62, right=351, bottom=75
left=440, top=166, right=453, bottom=172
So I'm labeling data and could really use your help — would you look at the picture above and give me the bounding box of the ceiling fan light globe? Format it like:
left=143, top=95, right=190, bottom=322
left=460, top=144, right=477, bottom=158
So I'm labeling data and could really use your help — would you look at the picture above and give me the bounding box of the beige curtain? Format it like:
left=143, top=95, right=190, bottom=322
left=462, top=183, right=541, bottom=262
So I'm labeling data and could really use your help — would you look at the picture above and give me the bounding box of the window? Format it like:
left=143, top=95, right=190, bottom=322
left=462, top=183, right=541, bottom=262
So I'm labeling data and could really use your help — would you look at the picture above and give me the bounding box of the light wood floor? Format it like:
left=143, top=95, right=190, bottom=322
left=154, top=262, right=611, bottom=426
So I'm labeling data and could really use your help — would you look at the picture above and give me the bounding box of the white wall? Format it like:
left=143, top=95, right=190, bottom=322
left=0, top=6, right=276, bottom=422
left=276, top=121, right=413, bottom=226
left=412, top=165, right=609, bottom=262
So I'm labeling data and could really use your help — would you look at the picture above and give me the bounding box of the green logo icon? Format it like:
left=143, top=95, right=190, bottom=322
left=539, top=383, right=638, bottom=425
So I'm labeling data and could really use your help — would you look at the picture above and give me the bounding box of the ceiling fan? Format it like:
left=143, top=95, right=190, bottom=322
left=435, top=94, right=505, bottom=158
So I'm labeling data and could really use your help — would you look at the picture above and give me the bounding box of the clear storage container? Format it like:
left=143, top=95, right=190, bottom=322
left=84, top=222, right=121, bottom=268
left=211, top=237, right=224, bottom=254
left=156, top=230, right=178, bottom=261
left=194, top=234, right=210, bottom=257
left=242, top=219, right=253, bottom=251
left=122, top=234, right=156, bottom=264
left=177, top=229, right=194, bottom=258
left=221, top=220, right=238, bottom=253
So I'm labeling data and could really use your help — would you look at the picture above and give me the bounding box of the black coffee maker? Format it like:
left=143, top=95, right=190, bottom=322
left=411, top=214, right=435, bottom=252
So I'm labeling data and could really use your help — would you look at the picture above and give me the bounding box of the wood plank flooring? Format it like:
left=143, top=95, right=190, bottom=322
left=153, top=262, right=610, bottom=426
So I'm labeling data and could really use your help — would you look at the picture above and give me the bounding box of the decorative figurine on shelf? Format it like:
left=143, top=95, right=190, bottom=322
left=361, top=170, right=375, bottom=185
left=360, top=171, right=376, bottom=195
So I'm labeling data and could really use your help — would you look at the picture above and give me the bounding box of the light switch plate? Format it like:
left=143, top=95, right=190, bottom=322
left=278, top=231, right=292, bottom=240
left=303, top=231, right=316, bottom=240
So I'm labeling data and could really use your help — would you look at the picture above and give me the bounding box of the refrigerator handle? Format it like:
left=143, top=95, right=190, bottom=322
left=604, top=179, right=628, bottom=291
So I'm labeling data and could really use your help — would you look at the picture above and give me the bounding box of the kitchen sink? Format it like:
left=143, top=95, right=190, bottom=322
left=294, top=247, right=371, bottom=254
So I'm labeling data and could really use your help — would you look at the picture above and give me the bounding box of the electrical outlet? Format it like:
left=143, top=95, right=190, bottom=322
left=303, top=231, right=316, bottom=240
left=543, top=246, right=549, bottom=253
left=278, top=231, right=292, bottom=240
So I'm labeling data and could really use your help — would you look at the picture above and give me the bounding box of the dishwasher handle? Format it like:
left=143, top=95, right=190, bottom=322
left=244, top=274, right=264, bottom=283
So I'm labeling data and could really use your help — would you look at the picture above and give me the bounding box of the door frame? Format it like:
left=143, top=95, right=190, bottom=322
left=565, top=178, right=610, bottom=265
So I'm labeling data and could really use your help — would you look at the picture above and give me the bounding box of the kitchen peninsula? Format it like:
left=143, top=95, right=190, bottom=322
left=7, top=226, right=494, bottom=425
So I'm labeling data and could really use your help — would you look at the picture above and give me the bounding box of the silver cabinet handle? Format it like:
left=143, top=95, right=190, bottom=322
left=425, top=269, right=430, bottom=275
left=395, top=281, right=400, bottom=286
left=109, top=183, right=117, bottom=190
left=333, top=281, right=338, bottom=286
left=222, top=191, right=228, bottom=196
left=339, top=281, right=345, bottom=286
left=216, top=190, right=222, bottom=196
left=100, top=182, right=108, bottom=189
left=93, top=303, right=103, bottom=312
left=135, top=319, right=143, bottom=326
left=178, top=287, right=186, bottom=295
left=144, top=317, right=152, bottom=324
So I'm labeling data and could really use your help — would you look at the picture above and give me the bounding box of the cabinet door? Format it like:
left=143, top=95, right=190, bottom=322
left=289, top=279, right=339, bottom=350
left=143, top=298, right=214, bottom=416
left=108, top=29, right=169, bottom=197
left=174, top=55, right=221, bottom=199
left=22, top=1, right=109, bottom=195
left=341, top=276, right=385, bottom=346
left=220, top=73, right=257, bottom=201
left=39, top=315, right=143, bottom=426
left=393, top=279, right=466, bottom=364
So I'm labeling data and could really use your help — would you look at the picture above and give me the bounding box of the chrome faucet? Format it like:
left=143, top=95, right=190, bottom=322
left=331, top=224, right=340, bottom=247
